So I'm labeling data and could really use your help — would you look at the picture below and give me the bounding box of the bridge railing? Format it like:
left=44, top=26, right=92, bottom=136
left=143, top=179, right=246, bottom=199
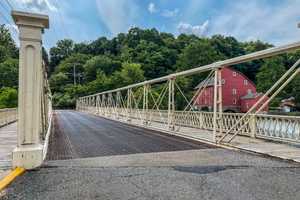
left=0, top=108, right=17, bottom=127
left=77, top=39, right=300, bottom=145
left=81, top=106, right=300, bottom=143
left=40, top=62, right=52, bottom=141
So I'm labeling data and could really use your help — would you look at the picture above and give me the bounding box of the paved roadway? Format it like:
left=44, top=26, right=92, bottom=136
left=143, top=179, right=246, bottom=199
left=2, top=110, right=300, bottom=200
left=46, top=110, right=212, bottom=160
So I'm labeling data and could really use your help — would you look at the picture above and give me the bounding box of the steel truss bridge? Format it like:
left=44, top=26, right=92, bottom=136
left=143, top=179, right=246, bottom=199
left=2, top=9, right=300, bottom=200
left=77, top=41, right=300, bottom=145
left=1, top=9, right=300, bottom=169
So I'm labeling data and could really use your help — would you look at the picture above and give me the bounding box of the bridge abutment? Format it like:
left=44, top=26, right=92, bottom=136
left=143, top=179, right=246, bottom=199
left=11, top=11, right=49, bottom=169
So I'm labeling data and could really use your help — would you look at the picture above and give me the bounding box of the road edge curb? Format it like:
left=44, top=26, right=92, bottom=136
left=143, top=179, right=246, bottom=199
left=0, top=167, right=25, bottom=191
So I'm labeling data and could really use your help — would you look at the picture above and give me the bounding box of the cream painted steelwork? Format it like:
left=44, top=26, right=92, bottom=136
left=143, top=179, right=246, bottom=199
left=78, top=39, right=300, bottom=145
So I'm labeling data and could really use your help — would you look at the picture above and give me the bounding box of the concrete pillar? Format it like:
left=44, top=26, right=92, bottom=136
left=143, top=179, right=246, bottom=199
left=12, top=11, right=49, bottom=169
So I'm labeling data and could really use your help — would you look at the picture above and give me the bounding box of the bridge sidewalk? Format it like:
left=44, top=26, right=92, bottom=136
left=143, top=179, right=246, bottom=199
left=116, top=117, right=300, bottom=162
left=0, top=123, right=17, bottom=179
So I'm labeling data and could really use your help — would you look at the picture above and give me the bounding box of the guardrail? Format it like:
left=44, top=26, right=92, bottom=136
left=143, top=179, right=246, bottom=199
left=0, top=108, right=17, bottom=127
left=81, top=106, right=300, bottom=143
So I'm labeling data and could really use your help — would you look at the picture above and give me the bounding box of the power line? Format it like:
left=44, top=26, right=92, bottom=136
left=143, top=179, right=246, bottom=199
left=0, top=2, right=13, bottom=25
left=53, top=0, right=70, bottom=39
left=0, top=0, right=10, bottom=12
left=4, top=0, right=13, bottom=10
left=0, top=1, right=18, bottom=35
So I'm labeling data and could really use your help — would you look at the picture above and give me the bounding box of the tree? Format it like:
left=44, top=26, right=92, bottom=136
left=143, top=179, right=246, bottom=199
left=256, top=57, right=286, bottom=93
left=176, top=39, right=223, bottom=71
left=86, top=71, right=111, bottom=94
left=0, top=58, right=18, bottom=88
left=111, top=63, right=144, bottom=88
left=0, top=87, right=17, bottom=108
left=54, top=53, right=90, bottom=87
left=211, top=35, right=245, bottom=58
left=256, top=57, right=286, bottom=106
left=46, top=26, right=300, bottom=110
left=49, top=72, right=70, bottom=93
left=0, top=25, right=18, bottom=59
left=89, top=37, right=112, bottom=55
left=49, top=39, right=74, bottom=75
left=84, top=55, right=121, bottom=81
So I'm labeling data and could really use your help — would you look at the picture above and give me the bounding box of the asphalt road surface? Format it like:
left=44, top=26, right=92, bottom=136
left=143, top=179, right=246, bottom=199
left=46, top=110, right=212, bottom=160
left=2, top=110, right=300, bottom=200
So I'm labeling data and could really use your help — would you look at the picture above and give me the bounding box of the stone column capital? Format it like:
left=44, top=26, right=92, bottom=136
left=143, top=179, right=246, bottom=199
left=12, top=11, right=49, bottom=29
left=12, top=11, right=49, bottom=42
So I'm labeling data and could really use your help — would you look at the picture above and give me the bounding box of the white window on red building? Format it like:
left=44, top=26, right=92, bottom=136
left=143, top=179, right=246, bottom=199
left=244, top=80, right=248, bottom=85
left=247, top=89, right=252, bottom=94
left=233, top=98, right=237, bottom=105
left=232, top=71, right=237, bottom=77
left=222, top=79, right=225, bottom=84
left=232, top=88, right=237, bottom=95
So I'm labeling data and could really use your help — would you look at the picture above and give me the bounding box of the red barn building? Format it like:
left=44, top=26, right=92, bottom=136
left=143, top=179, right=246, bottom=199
left=194, top=67, right=268, bottom=113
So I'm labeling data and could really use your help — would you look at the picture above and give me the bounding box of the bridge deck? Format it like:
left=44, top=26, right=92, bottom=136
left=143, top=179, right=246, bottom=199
left=46, top=110, right=212, bottom=160
left=2, top=110, right=300, bottom=200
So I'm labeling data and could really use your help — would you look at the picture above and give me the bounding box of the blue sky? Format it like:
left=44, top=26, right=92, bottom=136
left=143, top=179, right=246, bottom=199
left=1, top=0, right=300, bottom=50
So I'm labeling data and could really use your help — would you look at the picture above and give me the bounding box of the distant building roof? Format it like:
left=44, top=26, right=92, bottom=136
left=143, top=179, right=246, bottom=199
left=240, top=92, right=263, bottom=100
left=194, top=67, right=254, bottom=90
left=195, top=77, right=214, bottom=89
left=280, top=97, right=296, bottom=108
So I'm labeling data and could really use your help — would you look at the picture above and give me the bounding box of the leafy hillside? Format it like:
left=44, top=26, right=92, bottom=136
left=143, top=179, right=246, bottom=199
left=0, top=25, right=299, bottom=109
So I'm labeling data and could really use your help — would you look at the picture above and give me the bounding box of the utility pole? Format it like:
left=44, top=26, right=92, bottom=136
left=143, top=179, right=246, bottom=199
left=73, top=64, right=76, bottom=85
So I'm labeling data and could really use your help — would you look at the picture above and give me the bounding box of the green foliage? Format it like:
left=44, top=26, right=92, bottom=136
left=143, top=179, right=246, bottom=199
left=49, top=27, right=299, bottom=109
left=0, top=25, right=18, bottom=59
left=256, top=57, right=286, bottom=93
left=0, top=87, right=17, bottom=108
left=85, top=71, right=111, bottom=94
left=176, top=39, right=223, bottom=71
left=49, top=39, right=74, bottom=75
left=111, top=63, right=145, bottom=88
left=0, top=58, right=18, bottom=88
left=0, top=25, right=18, bottom=108
left=52, top=92, right=74, bottom=108
left=84, top=55, right=121, bottom=81
left=49, top=72, right=69, bottom=92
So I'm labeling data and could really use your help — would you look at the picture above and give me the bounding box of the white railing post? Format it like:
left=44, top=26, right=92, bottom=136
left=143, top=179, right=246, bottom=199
left=143, top=84, right=149, bottom=125
left=249, top=114, right=257, bottom=138
left=127, top=89, right=132, bottom=122
left=12, top=11, right=49, bottom=169
left=213, top=68, right=223, bottom=143
left=168, top=77, right=175, bottom=131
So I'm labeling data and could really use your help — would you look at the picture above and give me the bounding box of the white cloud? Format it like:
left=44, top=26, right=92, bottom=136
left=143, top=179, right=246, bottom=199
left=19, top=0, right=57, bottom=12
left=177, top=20, right=209, bottom=37
left=96, top=0, right=139, bottom=35
left=5, top=24, right=19, bottom=46
left=161, top=8, right=179, bottom=18
left=208, top=0, right=300, bottom=45
left=148, top=2, right=157, bottom=14
left=6, top=24, right=18, bottom=33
